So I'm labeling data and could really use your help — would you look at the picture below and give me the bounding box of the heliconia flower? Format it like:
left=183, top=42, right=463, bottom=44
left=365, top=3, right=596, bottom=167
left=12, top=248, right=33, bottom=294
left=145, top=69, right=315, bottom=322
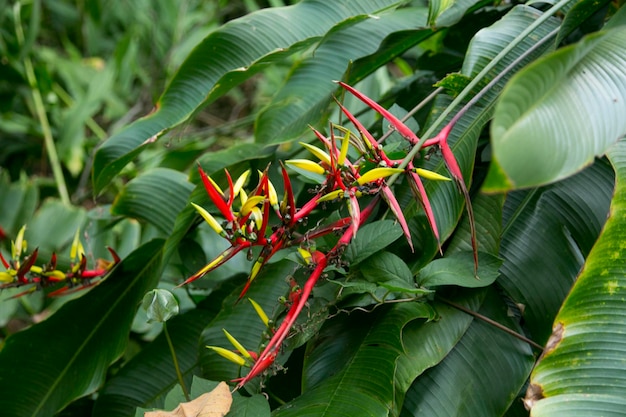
left=70, top=229, right=85, bottom=263
left=248, top=298, right=270, bottom=328
left=337, top=81, right=420, bottom=145
left=258, top=170, right=279, bottom=212
left=191, top=203, right=225, bottom=236
left=355, top=167, right=404, bottom=186
left=337, top=129, right=351, bottom=166
left=285, top=159, right=326, bottom=176
left=0, top=271, right=14, bottom=283
left=297, top=247, right=313, bottom=265
left=223, top=329, right=253, bottom=360
left=299, top=142, right=331, bottom=166
left=12, top=225, right=27, bottom=260
left=232, top=169, right=251, bottom=197
left=316, top=189, right=344, bottom=204
left=198, top=165, right=235, bottom=222
left=240, top=195, right=265, bottom=217
left=413, top=168, right=451, bottom=182
left=206, top=346, right=247, bottom=367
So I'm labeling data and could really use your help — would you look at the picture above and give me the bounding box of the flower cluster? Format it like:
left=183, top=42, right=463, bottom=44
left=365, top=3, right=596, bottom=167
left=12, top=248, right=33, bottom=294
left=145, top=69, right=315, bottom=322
left=186, top=82, right=475, bottom=388
left=0, top=226, right=119, bottom=297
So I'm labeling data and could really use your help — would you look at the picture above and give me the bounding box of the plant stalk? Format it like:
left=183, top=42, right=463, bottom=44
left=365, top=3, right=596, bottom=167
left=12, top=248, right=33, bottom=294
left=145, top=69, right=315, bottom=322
left=163, top=322, right=190, bottom=401
left=14, top=4, right=71, bottom=206
left=439, top=297, right=544, bottom=352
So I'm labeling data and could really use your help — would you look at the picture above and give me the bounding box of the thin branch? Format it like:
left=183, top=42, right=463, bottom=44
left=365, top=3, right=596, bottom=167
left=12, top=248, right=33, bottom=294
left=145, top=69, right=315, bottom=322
left=439, top=297, right=544, bottom=352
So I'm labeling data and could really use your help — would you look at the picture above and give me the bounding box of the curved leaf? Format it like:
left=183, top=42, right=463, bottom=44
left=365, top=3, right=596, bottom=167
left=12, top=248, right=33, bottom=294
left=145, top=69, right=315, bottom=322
left=111, top=168, right=194, bottom=235
left=405, top=5, right=560, bottom=269
left=275, top=302, right=435, bottom=417
left=394, top=292, right=484, bottom=416
left=417, top=251, right=502, bottom=288
left=255, top=8, right=429, bottom=144
left=402, top=289, right=534, bottom=417
left=92, top=0, right=403, bottom=193
left=485, top=26, right=626, bottom=191
left=525, top=138, right=626, bottom=414
left=498, top=159, right=613, bottom=344
left=428, top=0, right=490, bottom=27
left=0, top=239, right=164, bottom=417
left=344, top=219, right=403, bottom=266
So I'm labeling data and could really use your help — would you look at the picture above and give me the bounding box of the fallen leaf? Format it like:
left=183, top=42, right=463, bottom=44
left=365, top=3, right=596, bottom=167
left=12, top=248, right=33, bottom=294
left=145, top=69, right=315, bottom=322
left=145, top=381, right=232, bottom=417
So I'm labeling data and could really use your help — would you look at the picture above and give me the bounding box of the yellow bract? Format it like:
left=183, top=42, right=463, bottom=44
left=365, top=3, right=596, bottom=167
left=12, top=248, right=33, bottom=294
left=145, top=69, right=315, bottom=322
left=233, top=169, right=251, bottom=197
left=413, top=168, right=451, bottom=182
left=356, top=167, right=404, bottom=185
left=206, top=346, right=246, bottom=366
left=299, top=142, right=331, bottom=165
left=286, top=159, right=326, bottom=175
left=191, top=203, right=225, bottom=236
left=249, top=298, right=270, bottom=327
left=223, top=329, right=252, bottom=360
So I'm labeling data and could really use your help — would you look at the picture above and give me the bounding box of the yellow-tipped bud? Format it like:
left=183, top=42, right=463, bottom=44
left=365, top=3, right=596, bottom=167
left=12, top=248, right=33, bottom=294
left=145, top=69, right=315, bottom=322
left=316, top=189, right=344, bottom=203
left=0, top=271, right=14, bottom=283
left=12, top=225, right=27, bottom=259
left=191, top=203, right=225, bottom=236
left=413, top=168, right=451, bottom=182
left=207, top=175, right=224, bottom=196
left=70, top=229, right=84, bottom=262
left=46, top=270, right=67, bottom=280
left=299, top=142, right=331, bottom=165
left=233, top=169, right=251, bottom=197
left=240, top=195, right=265, bottom=217
left=223, top=329, right=252, bottom=360
left=206, top=346, right=246, bottom=366
left=286, top=159, right=326, bottom=175
left=266, top=178, right=279, bottom=210
left=338, top=131, right=351, bottom=165
left=356, top=167, right=404, bottom=185
left=248, top=298, right=270, bottom=327
left=297, top=247, right=313, bottom=265
left=249, top=206, right=263, bottom=231
left=249, top=258, right=263, bottom=282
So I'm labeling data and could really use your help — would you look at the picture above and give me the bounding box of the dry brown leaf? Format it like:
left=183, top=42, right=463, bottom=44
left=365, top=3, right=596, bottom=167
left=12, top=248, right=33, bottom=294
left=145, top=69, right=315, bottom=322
left=145, top=381, right=232, bottom=417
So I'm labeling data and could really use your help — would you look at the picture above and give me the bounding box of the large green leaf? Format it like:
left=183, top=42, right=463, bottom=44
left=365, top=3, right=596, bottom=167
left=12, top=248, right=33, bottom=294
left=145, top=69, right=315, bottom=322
left=0, top=169, right=38, bottom=236
left=92, top=0, right=403, bottom=194
left=484, top=26, right=626, bottom=192
left=401, top=289, right=535, bottom=417
left=428, top=0, right=490, bottom=27
left=111, top=168, right=194, bottom=235
left=275, top=302, right=435, bottom=417
left=498, top=159, right=613, bottom=344
left=92, top=307, right=214, bottom=416
left=0, top=239, right=164, bottom=417
left=525, top=138, right=626, bottom=414
left=404, top=5, right=560, bottom=270
left=255, top=8, right=430, bottom=144
left=394, top=291, right=484, bottom=416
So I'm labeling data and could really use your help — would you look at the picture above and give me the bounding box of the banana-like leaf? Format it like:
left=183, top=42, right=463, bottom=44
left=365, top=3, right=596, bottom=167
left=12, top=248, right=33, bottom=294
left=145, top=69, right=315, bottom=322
left=255, top=8, right=430, bottom=144
left=498, top=159, right=613, bottom=344
left=484, top=26, right=626, bottom=192
left=405, top=5, right=560, bottom=270
left=428, top=0, right=490, bottom=27
left=0, top=239, right=164, bottom=417
left=402, top=289, right=535, bottom=417
left=92, top=0, right=403, bottom=194
left=525, top=138, right=626, bottom=414
left=276, top=302, right=435, bottom=417
left=111, top=168, right=194, bottom=235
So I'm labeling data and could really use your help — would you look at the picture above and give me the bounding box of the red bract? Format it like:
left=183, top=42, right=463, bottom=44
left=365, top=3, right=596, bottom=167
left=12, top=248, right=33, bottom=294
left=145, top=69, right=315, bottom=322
left=184, top=82, right=475, bottom=388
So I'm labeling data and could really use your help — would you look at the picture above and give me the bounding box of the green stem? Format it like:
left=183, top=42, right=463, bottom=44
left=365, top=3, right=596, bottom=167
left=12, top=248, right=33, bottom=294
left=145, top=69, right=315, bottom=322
left=163, top=322, right=190, bottom=401
left=439, top=297, right=544, bottom=352
left=14, top=4, right=71, bottom=206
